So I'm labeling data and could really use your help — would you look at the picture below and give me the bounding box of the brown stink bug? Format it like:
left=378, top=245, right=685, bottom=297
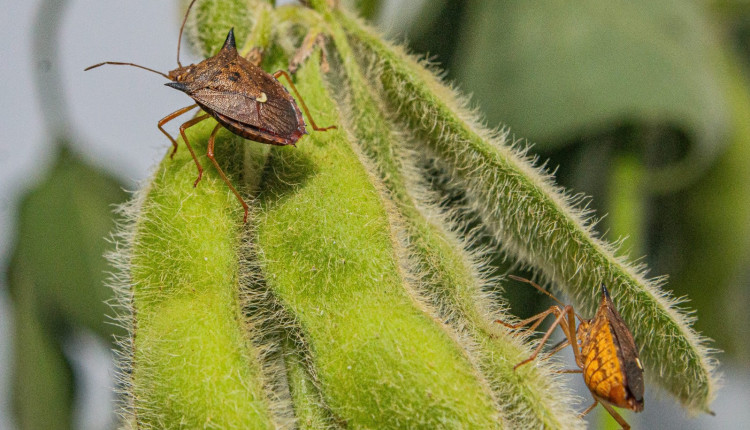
left=496, top=275, right=644, bottom=430
left=85, top=0, right=336, bottom=222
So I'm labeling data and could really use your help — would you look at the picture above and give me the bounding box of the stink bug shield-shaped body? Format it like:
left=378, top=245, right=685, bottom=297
left=166, top=30, right=307, bottom=147
left=85, top=0, right=335, bottom=222
left=496, top=276, right=644, bottom=430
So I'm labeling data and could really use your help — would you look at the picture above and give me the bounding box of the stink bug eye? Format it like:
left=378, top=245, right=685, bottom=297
left=85, top=0, right=336, bottom=222
left=495, top=275, right=644, bottom=430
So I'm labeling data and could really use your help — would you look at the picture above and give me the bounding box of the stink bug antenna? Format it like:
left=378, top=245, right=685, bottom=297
left=177, top=0, right=199, bottom=68
left=84, top=62, right=170, bottom=80
left=84, top=0, right=200, bottom=78
left=507, top=275, right=586, bottom=322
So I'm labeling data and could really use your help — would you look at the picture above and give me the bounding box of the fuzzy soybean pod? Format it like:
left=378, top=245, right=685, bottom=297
left=111, top=119, right=273, bottom=428
left=108, top=0, right=721, bottom=427
left=253, top=53, right=501, bottom=428
left=324, top=16, right=582, bottom=429
left=333, top=8, right=719, bottom=414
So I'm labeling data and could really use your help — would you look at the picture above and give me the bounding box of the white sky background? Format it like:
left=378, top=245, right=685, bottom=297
left=0, top=0, right=747, bottom=429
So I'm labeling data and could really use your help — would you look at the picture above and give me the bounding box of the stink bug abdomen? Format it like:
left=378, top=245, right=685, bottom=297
left=580, top=311, right=636, bottom=410
left=210, top=109, right=306, bottom=146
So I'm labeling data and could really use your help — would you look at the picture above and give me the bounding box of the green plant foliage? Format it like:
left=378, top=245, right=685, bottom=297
left=108, top=0, right=720, bottom=427
left=337, top=10, right=718, bottom=413
left=454, top=0, right=727, bottom=154
left=11, top=272, right=74, bottom=430
left=326, top=18, right=579, bottom=427
left=256, top=58, right=501, bottom=428
left=8, top=145, right=127, bottom=429
left=182, top=0, right=254, bottom=57
left=348, top=0, right=383, bottom=20
left=669, top=52, right=750, bottom=360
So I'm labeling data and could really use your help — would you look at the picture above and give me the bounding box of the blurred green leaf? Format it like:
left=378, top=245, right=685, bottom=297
left=608, top=153, right=647, bottom=255
left=10, top=269, right=74, bottom=430
left=406, top=0, right=467, bottom=71
left=9, top=145, right=127, bottom=333
left=8, top=144, right=128, bottom=429
left=668, top=51, right=750, bottom=362
left=454, top=0, right=728, bottom=161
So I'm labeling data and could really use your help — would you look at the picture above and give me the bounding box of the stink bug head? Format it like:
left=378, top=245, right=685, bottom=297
left=166, top=29, right=239, bottom=91
left=167, top=65, right=197, bottom=83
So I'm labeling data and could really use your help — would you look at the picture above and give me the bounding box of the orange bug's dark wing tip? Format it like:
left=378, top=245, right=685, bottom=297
left=625, top=368, right=645, bottom=408
left=601, top=284, right=610, bottom=299
left=631, top=397, right=645, bottom=413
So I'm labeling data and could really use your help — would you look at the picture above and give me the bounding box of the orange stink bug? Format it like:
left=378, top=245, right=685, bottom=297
left=496, top=275, right=644, bottom=429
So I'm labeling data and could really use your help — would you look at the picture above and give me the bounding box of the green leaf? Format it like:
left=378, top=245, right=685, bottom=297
left=8, top=145, right=127, bottom=333
left=669, top=49, right=750, bottom=361
left=8, top=145, right=127, bottom=429
left=349, top=0, right=383, bottom=20
left=457, top=0, right=726, bottom=144
left=11, top=270, right=74, bottom=430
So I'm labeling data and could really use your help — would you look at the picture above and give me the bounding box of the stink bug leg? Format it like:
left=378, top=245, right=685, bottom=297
left=206, top=123, right=250, bottom=222
left=177, top=113, right=211, bottom=187
left=496, top=303, right=578, bottom=370
left=157, top=104, right=199, bottom=158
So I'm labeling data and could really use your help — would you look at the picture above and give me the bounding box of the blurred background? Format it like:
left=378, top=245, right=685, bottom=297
left=1, top=0, right=748, bottom=428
